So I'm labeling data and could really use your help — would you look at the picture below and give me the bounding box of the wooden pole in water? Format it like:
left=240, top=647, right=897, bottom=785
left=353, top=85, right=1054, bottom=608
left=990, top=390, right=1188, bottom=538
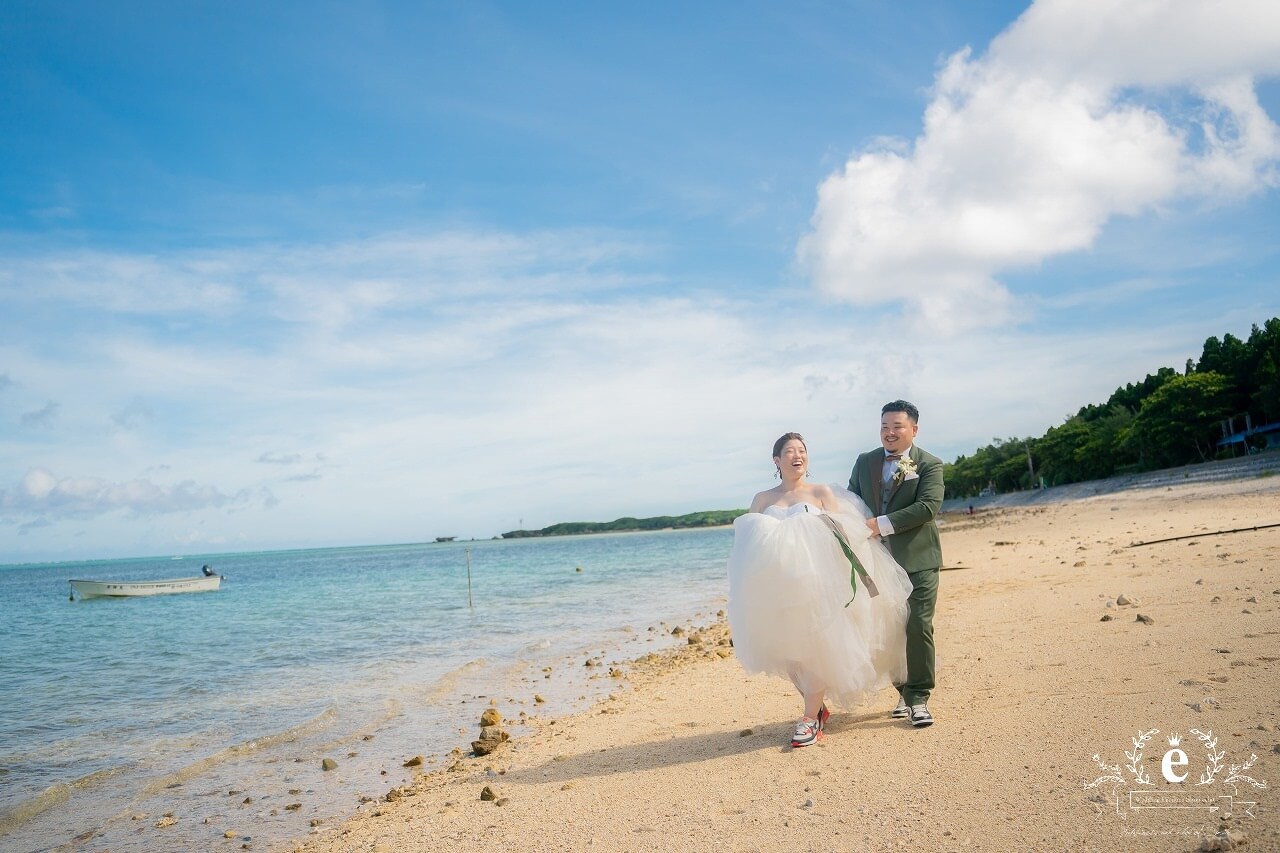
left=465, top=547, right=473, bottom=609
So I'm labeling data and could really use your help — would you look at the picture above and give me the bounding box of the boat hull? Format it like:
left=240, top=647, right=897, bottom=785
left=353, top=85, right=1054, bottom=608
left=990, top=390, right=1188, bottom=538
left=69, top=576, right=221, bottom=598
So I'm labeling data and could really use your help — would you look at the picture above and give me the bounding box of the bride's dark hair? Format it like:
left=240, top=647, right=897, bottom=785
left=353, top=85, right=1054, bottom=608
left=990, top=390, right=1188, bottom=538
left=772, top=432, right=805, bottom=458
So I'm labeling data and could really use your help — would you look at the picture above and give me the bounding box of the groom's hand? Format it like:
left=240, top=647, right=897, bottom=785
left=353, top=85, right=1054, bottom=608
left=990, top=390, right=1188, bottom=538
left=865, top=517, right=881, bottom=537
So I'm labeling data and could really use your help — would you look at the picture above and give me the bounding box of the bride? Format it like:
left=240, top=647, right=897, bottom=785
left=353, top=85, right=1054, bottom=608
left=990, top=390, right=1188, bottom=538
left=727, top=432, right=912, bottom=748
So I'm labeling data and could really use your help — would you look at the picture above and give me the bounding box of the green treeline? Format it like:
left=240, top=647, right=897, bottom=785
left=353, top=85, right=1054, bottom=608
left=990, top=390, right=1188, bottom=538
left=501, top=509, right=745, bottom=539
left=945, top=317, right=1280, bottom=498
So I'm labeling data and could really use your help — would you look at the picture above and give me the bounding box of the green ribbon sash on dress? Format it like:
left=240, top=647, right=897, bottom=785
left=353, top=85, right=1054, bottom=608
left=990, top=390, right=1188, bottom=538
left=816, top=513, right=880, bottom=605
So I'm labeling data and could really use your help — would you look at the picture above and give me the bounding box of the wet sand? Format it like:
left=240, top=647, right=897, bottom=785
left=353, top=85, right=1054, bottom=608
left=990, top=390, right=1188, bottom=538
left=282, top=475, right=1280, bottom=852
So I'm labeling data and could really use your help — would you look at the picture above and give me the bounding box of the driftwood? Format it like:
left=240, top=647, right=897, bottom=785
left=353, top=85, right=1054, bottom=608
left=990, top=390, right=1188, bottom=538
left=1128, top=522, right=1280, bottom=548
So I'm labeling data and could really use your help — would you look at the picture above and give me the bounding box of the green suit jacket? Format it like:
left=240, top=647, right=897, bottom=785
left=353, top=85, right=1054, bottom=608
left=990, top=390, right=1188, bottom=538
left=848, top=445, right=944, bottom=573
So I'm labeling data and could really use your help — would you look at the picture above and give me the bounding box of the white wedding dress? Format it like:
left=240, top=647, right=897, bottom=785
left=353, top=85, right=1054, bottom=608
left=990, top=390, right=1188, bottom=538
left=726, top=486, right=912, bottom=708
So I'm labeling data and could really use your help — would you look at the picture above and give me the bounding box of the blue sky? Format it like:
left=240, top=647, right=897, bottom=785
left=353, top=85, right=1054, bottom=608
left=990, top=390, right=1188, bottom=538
left=2, top=1, right=1278, bottom=562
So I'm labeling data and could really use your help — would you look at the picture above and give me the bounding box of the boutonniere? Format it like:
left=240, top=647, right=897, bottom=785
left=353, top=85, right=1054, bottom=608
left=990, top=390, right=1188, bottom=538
left=893, top=455, right=917, bottom=486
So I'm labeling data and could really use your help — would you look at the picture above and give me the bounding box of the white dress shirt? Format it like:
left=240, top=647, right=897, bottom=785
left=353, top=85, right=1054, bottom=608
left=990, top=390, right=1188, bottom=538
left=877, top=445, right=913, bottom=536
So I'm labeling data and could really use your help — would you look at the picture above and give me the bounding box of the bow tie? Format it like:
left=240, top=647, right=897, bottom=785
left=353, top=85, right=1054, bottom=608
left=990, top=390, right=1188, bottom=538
left=885, top=452, right=903, bottom=461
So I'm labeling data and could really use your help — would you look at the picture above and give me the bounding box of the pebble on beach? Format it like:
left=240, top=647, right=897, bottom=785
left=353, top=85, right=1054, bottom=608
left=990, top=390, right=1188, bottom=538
left=321, top=758, right=338, bottom=771
left=402, top=755, right=424, bottom=767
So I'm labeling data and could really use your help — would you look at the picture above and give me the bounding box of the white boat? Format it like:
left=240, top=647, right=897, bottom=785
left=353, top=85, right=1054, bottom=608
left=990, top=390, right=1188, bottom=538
left=68, top=575, right=221, bottom=599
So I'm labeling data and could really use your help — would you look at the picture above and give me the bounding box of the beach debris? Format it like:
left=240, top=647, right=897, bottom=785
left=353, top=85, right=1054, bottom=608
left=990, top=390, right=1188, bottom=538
left=1211, top=596, right=1222, bottom=603
left=242, top=796, right=252, bottom=804
left=801, top=798, right=814, bottom=809
left=671, top=626, right=685, bottom=636
left=480, top=785, right=498, bottom=801
left=1199, top=828, right=1248, bottom=851
left=1099, top=614, right=1113, bottom=622
left=224, top=829, right=239, bottom=839
left=609, top=667, right=624, bottom=678
left=715, top=648, right=732, bottom=658
left=1116, top=593, right=1136, bottom=605
left=402, top=755, right=423, bottom=767
left=284, top=802, right=302, bottom=811
left=1186, top=696, right=1220, bottom=713
left=534, top=693, right=545, bottom=703
left=309, top=818, right=323, bottom=827
left=1135, top=613, right=1154, bottom=625
left=154, top=815, right=177, bottom=829
left=480, top=708, right=502, bottom=727
left=740, top=728, right=754, bottom=737
left=321, top=757, right=338, bottom=771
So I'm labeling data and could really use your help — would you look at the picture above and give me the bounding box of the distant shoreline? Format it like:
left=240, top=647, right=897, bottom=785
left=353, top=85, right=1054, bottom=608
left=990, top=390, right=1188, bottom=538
left=500, top=509, right=746, bottom=539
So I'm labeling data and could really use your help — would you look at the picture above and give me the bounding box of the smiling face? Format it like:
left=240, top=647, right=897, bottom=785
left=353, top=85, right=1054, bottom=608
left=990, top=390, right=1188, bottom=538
left=774, top=438, right=808, bottom=478
left=880, top=411, right=918, bottom=454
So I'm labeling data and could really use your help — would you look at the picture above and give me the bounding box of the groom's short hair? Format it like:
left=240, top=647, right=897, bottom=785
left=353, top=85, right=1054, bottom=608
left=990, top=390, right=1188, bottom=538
left=882, top=400, right=920, bottom=423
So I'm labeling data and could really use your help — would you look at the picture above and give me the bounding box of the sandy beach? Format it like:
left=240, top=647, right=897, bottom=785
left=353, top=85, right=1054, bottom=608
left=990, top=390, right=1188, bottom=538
left=284, top=475, right=1280, bottom=853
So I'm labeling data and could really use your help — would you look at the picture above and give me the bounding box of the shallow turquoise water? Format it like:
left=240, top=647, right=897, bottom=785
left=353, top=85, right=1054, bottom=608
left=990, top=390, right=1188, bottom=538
left=0, top=529, right=733, bottom=852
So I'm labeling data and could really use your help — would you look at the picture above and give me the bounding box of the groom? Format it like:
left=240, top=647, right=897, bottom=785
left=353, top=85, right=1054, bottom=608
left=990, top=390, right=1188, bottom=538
left=848, top=400, right=944, bottom=728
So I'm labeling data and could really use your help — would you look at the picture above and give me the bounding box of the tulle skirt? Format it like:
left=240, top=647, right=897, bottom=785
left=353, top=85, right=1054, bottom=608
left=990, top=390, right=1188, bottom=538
left=726, top=486, right=911, bottom=708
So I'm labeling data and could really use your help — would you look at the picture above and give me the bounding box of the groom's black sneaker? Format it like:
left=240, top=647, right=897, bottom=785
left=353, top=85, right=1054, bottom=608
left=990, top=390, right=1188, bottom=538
left=909, top=704, right=934, bottom=728
left=890, top=697, right=910, bottom=719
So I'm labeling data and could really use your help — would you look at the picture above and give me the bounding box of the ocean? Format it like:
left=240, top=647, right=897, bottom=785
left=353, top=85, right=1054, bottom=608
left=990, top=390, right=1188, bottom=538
left=0, top=528, right=734, bottom=852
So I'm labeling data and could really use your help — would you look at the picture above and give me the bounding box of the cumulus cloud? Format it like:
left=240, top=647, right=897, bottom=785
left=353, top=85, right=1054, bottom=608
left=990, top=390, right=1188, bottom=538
left=0, top=468, right=258, bottom=520
left=798, top=0, right=1280, bottom=334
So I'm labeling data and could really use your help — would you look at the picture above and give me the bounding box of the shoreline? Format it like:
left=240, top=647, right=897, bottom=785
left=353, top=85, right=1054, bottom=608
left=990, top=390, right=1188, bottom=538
left=284, top=475, right=1279, bottom=852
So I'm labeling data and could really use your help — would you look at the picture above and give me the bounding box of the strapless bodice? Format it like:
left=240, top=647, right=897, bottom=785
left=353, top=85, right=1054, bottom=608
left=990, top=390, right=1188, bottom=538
left=762, top=502, right=824, bottom=519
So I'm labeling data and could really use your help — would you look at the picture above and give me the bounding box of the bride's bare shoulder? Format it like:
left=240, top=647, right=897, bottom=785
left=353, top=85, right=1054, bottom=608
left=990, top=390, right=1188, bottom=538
left=811, top=482, right=838, bottom=508
left=748, top=487, right=780, bottom=513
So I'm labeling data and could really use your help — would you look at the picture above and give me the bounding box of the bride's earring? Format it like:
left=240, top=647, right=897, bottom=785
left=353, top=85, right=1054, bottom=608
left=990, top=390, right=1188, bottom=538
left=774, top=467, right=780, bottom=479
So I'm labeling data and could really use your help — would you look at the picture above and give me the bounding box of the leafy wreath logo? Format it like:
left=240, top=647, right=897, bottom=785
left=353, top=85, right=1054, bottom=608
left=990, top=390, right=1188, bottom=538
left=1085, top=728, right=1269, bottom=790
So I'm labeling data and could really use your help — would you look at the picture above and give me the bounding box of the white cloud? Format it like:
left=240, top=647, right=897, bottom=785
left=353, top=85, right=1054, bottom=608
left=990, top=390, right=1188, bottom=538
left=798, top=0, right=1280, bottom=335
left=0, top=467, right=261, bottom=521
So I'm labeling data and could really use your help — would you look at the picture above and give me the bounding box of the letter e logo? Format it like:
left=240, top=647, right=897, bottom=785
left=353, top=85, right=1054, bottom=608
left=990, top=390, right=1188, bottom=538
left=1161, top=747, right=1189, bottom=783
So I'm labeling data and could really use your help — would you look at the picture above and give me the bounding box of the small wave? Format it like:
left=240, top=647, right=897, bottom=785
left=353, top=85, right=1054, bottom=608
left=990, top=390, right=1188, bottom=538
left=135, top=705, right=340, bottom=797
left=418, top=658, right=489, bottom=705
left=0, top=766, right=124, bottom=837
